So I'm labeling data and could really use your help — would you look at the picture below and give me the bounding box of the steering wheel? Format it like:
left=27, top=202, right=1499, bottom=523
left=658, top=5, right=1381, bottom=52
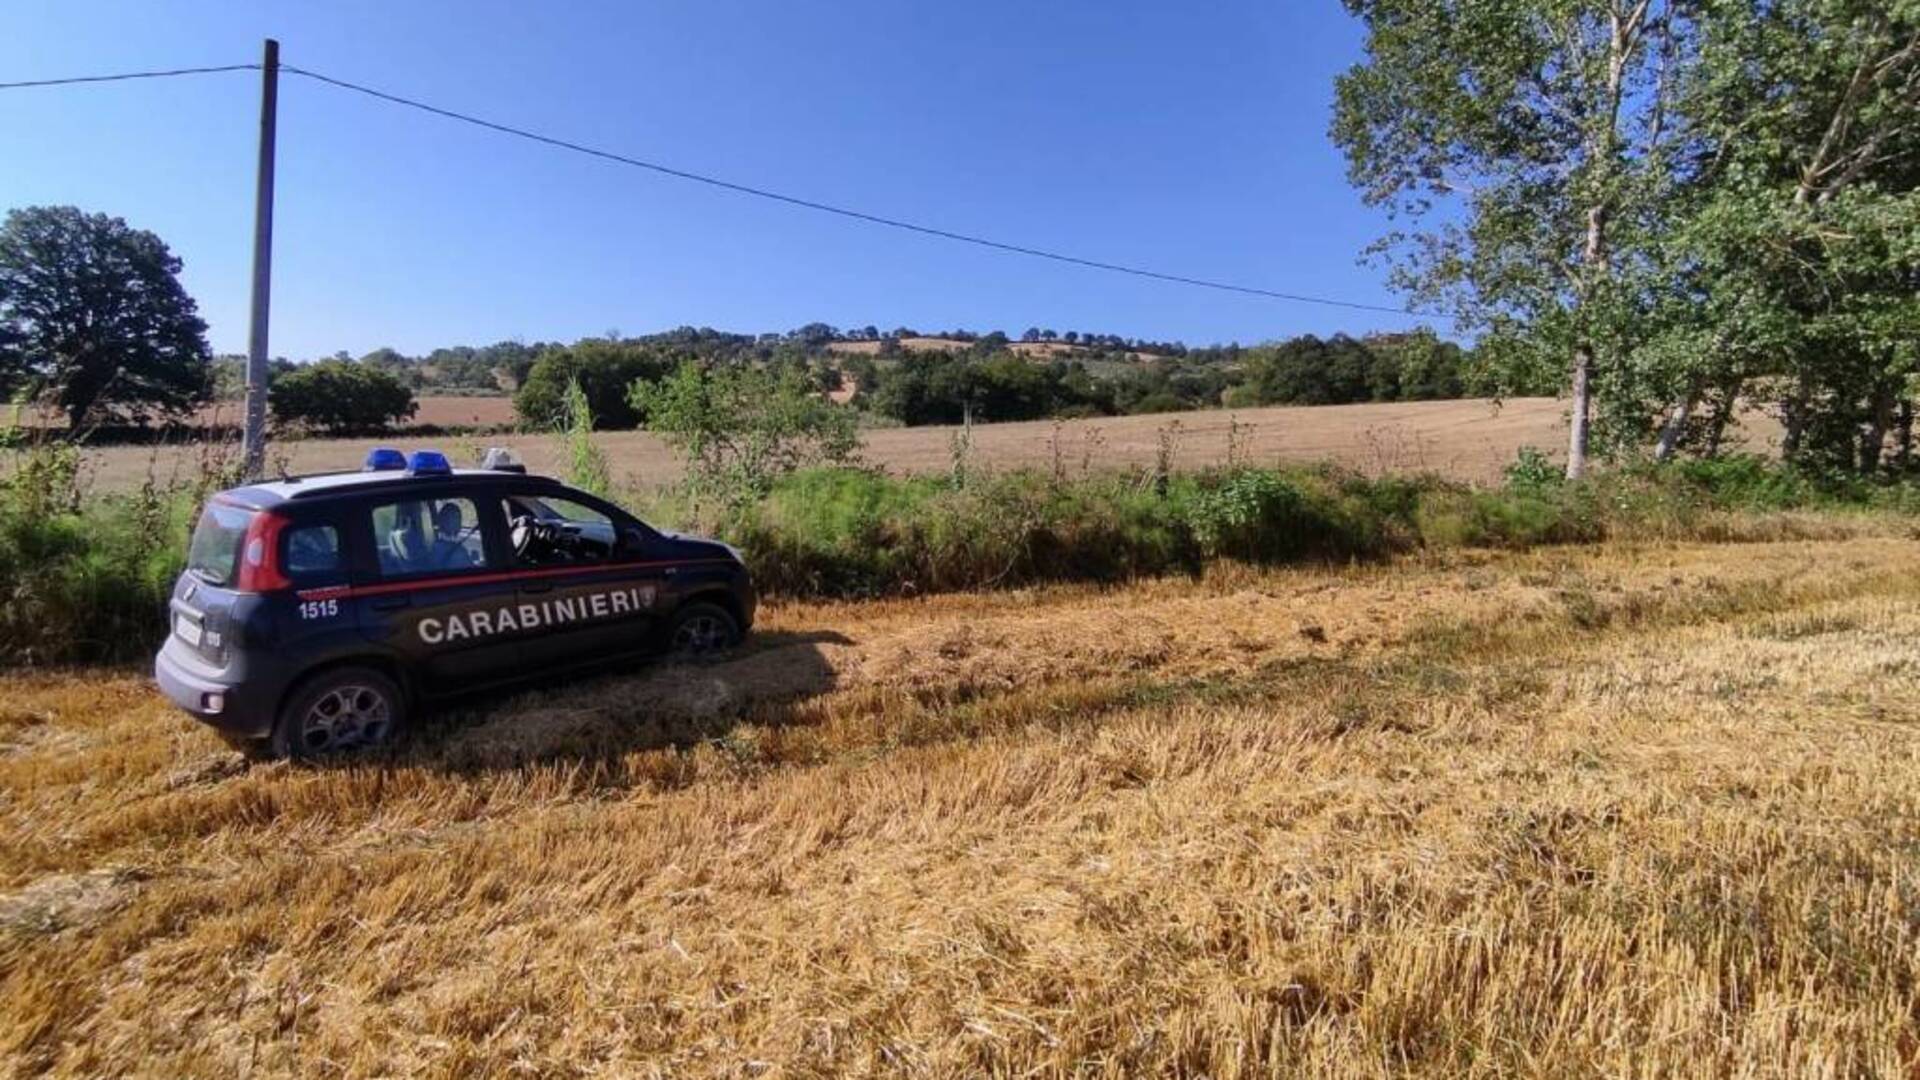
left=510, top=514, right=537, bottom=558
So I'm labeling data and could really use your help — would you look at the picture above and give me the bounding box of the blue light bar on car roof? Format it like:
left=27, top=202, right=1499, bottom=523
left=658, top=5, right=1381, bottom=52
left=406, top=450, right=453, bottom=476
left=363, top=447, right=406, bottom=472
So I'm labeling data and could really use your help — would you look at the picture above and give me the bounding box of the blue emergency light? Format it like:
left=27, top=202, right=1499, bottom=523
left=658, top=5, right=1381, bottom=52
left=406, top=450, right=453, bottom=476
left=363, top=447, right=406, bottom=472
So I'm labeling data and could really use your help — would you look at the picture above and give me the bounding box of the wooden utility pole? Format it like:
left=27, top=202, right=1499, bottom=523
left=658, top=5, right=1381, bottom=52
left=241, top=38, right=279, bottom=479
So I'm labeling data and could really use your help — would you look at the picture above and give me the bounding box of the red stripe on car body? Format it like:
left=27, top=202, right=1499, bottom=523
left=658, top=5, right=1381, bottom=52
left=295, top=558, right=735, bottom=601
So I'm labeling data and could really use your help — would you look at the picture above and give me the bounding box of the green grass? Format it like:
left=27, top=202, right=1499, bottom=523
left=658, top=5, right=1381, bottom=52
left=699, top=455, right=1920, bottom=599
left=4, top=444, right=1916, bottom=668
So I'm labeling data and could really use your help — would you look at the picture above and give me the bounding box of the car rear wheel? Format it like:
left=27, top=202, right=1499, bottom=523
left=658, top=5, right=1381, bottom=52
left=667, top=602, right=740, bottom=657
left=271, top=667, right=405, bottom=759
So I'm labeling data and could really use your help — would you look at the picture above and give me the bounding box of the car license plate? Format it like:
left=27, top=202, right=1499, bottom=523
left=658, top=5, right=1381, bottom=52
left=175, top=613, right=203, bottom=647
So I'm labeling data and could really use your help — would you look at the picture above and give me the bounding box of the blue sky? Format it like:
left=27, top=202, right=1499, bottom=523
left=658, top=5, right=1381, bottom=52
left=0, top=1, right=1420, bottom=359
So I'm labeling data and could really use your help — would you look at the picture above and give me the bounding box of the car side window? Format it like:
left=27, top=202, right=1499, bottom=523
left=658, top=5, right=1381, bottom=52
left=282, top=523, right=344, bottom=579
left=504, top=494, right=620, bottom=566
left=368, top=497, right=494, bottom=578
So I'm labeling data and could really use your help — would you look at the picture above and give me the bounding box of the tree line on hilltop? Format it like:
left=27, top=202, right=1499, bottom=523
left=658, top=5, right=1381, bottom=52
left=0, top=210, right=1476, bottom=440
left=491, top=325, right=1475, bottom=432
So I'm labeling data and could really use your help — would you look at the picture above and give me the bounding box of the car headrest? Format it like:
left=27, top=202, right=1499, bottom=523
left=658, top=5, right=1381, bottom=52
left=390, top=523, right=425, bottom=564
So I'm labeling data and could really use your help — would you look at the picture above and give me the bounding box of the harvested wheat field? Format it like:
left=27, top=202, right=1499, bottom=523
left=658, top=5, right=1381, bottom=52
left=61, top=396, right=1764, bottom=495
left=4, top=529, right=1918, bottom=1076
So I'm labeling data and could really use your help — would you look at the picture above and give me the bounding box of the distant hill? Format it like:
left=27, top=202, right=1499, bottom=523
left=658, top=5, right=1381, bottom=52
left=827, top=337, right=1158, bottom=362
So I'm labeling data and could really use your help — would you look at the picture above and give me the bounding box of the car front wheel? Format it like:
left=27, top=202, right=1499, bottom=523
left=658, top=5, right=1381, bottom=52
left=666, top=602, right=741, bottom=657
left=272, top=666, right=405, bottom=759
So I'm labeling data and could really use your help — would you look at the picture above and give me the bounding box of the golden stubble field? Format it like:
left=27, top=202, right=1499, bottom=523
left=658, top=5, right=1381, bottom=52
left=59, top=397, right=1704, bottom=494
left=3, top=528, right=1917, bottom=1076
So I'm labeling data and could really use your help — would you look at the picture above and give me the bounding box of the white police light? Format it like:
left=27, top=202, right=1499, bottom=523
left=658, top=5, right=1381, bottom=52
left=480, top=447, right=526, bottom=473
left=406, top=450, right=453, bottom=476
left=363, top=447, right=407, bottom=471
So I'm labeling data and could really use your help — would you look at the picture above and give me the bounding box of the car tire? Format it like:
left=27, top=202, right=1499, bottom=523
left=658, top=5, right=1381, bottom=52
left=666, top=602, right=741, bottom=658
left=271, top=666, right=406, bottom=759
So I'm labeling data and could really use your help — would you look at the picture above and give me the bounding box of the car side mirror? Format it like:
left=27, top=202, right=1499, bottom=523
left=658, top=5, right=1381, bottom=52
left=618, top=525, right=649, bottom=556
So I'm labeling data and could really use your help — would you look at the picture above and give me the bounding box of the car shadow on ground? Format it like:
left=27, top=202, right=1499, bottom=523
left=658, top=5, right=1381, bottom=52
left=390, top=628, right=855, bottom=773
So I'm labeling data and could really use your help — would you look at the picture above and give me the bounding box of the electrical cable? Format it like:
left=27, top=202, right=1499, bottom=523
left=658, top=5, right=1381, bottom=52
left=284, top=65, right=1448, bottom=321
left=0, top=63, right=260, bottom=90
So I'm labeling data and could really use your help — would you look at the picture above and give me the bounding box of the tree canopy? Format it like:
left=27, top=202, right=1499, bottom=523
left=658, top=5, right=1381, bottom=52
left=0, top=206, right=212, bottom=427
left=1334, top=0, right=1919, bottom=475
left=513, top=339, right=677, bottom=430
left=269, top=359, right=417, bottom=434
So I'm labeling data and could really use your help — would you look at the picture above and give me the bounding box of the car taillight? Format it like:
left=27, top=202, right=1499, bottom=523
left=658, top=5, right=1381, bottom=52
left=235, top=512, right=291, bottom=593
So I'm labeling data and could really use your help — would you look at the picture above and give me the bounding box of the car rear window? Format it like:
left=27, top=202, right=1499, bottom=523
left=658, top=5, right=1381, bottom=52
left=284, top=523, right=343, bottom=577
left=186, top=503, right=254, bottom=587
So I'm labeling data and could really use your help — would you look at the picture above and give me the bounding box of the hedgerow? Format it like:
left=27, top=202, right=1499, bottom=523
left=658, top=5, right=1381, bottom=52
left=4, top=437, right=1917, bottom=667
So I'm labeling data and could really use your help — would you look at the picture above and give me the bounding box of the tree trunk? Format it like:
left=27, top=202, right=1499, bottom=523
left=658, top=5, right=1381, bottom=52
left=1567, top=343, right=1593, bottom=479
left=1705, top=380, right=1741, bottom=458
left=1653, top=382, right=1701, bottom=462
left=1896, top=399, right=1914, bottom=469
left=1562, top=2, right=1648, bottom=481
left=1859, top=385, right=1896, bottom=474
left=1780, top=376, right=1811, bottom=460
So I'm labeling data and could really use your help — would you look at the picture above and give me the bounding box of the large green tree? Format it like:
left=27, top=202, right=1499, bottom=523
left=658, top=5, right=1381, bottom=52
left=1335, top=0, right=1918, bottom=474
left=1333, top=0, right=1687, bottom=476
left=513, top=339, right=676, bottom=430
left=0, top=206, right=212, bottom=427
left=1641, top=0, right=1920, bottom=469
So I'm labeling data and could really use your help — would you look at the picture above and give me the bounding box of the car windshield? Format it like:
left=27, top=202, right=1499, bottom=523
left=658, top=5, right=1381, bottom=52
left=185, top=502, right=254, bottom=586
left=506, top=494, right=619, bottom=564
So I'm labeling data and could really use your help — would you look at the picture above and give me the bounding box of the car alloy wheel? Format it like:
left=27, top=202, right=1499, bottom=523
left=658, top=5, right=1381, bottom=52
left=668, top=603, right=739, bottom=657
left=298, top=683, right=392, bottom=752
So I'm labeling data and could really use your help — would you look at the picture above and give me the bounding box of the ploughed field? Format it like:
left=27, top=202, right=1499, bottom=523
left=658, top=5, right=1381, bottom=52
left=70, top=397, right=1611, bottom=492
left=4, top=533, right=1919, bottom=1075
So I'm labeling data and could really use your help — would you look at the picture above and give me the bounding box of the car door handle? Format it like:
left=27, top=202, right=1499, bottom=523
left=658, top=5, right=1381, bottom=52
left=521, top=582, right=555, bottom=594
left=370, top=596, right=410, bottom=612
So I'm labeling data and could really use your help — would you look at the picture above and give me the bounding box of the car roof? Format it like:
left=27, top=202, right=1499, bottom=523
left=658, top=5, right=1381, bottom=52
left=222, top=468, right=568, bottom=508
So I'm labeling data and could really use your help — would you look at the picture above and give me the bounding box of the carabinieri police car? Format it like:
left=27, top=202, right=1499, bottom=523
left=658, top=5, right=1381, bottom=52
left=154, top=447, right=755, bottom=758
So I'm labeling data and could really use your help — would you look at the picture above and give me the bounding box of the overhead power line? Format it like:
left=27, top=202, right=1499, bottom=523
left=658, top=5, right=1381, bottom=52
left=282, top=65, right=1446, bottom=322
left=0, top=63, right=260, bottom=91
left=0, top=58, right=1449, bottom=322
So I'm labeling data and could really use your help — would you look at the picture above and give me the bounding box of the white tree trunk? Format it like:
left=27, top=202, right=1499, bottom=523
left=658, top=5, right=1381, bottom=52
left=1653, top=386, right=1699, bottom=462
left=1567, top=343, right=1593, bottom=479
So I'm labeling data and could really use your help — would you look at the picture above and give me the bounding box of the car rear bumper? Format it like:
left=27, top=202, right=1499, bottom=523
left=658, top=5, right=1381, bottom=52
left=154, top=640, right=276, bottom=738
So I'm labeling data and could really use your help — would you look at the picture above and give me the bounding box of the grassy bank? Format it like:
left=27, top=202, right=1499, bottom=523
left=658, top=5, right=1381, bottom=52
left=3, top=443, right=1916, bottom=668
left=701, top=453, right=1919, bottom=598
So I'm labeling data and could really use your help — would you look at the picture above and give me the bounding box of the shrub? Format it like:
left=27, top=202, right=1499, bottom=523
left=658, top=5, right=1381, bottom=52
left=1127, top=391, right=1189, bottom=415
left=269, top=360, right=417, bottom=434
left=0, top=440, right=187, bottom=666
left=1503, top=445, right=1562, bottom=491
left=631, top=361, right=859, bottom=508
left=514, top=339, right=673, bottom=431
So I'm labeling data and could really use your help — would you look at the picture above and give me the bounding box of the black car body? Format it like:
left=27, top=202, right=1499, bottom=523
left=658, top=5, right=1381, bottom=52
left=154, top=449, right=755, bottom=756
